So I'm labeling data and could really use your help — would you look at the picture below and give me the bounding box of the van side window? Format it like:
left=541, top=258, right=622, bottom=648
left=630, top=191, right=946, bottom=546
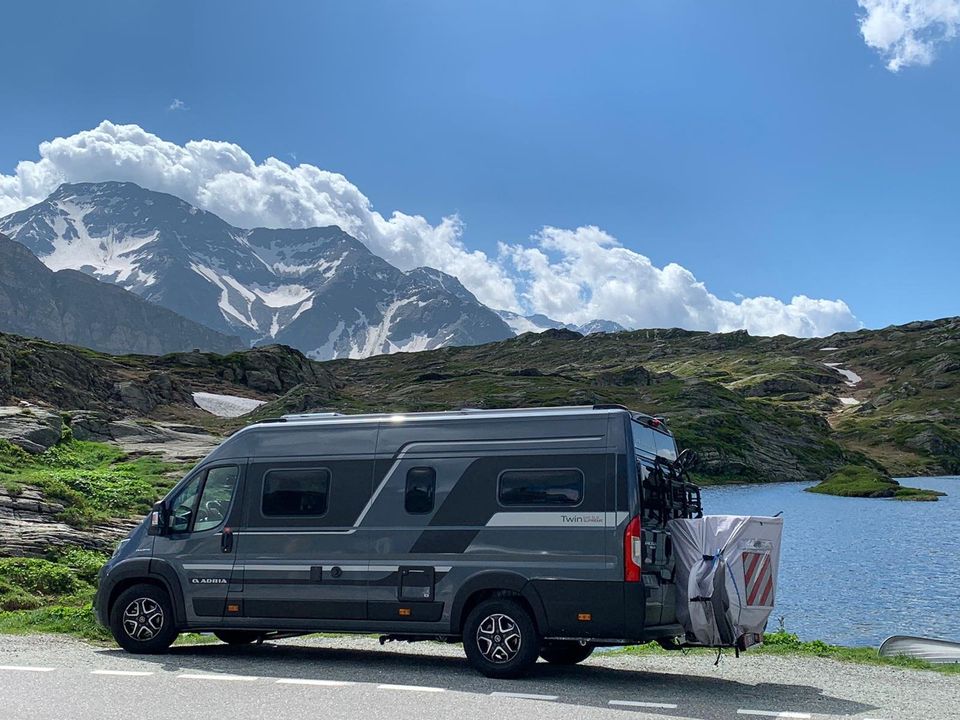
left=169, top=465, right=239, bottom=533
left=193, top=466, right=240, bottom=532
left=262, top=468, right=331, bottom=517
left=405, top=467, right=436, bottom=514
left=498, top=469, right=584, bottom=507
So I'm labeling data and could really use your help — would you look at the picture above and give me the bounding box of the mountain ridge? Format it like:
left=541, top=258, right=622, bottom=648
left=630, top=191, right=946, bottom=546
left=1, top=314, right=956, bottom=483
left=0, top=181, right=514, bottom=359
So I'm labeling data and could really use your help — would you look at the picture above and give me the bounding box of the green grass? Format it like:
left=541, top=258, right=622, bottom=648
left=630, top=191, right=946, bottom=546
left=806, top=464, right=945, bottom=501
left=609, top=630, right=959, bottom=675
left=0, top=438, right=186, bottom=527
left=0, top=604, right=110, bottom=640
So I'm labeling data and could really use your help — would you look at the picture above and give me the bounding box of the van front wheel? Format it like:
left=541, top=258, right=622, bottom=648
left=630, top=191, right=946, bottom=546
left=109, top=584, right=177, bottom=654
left=463, top=598, right=540, bottom=678
left=539, top=641, right=594, bottom=665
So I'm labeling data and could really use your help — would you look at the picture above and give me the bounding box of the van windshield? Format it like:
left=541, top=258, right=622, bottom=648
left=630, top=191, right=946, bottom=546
left=631, top=420, right=678, bottom=462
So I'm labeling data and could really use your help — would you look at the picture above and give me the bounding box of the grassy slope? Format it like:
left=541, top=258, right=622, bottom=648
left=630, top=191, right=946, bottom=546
left=0, top=437, right=185, bottom=527
left=0, top=436, right=191, bottom=636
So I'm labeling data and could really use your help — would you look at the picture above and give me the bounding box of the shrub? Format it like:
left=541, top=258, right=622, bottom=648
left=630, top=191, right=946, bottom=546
left=0, top=558, right=79, bottom=597
left=58, top=548, right=109, bottom=585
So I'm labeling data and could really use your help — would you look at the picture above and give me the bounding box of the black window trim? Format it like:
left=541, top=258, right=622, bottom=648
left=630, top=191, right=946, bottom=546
left=495, top=467, right=586, bottom=509
left=260, top=466, right=333, bottom=519
left=168, top=463, right=240, bottom=535
left=404, top=466, right=437, bottom=515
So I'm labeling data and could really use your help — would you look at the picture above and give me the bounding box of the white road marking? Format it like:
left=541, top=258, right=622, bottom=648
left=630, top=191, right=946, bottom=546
left=0, top=665, right=55, bottom=672
left=177, top=673, right=258, bottom=682
left=609, top=700, right=679, bottom=709
left=91, top=670, right=154, bottom=677
left=377, top=683, right=445, bottom=692
left=276, top=678, right=356, bottom=687
left=490, top=691, right=559, bottom=701
left=736, top=711, right=811, bottom=719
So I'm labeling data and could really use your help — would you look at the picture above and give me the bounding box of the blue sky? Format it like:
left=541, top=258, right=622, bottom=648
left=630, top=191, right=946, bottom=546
left=2, top=1, right=959, bottom=332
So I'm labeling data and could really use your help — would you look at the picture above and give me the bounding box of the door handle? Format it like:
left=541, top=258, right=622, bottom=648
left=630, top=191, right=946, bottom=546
left=221, top=527, right=234, bottom=553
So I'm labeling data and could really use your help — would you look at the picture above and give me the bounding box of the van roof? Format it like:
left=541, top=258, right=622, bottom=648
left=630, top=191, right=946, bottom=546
left=252, top=404, right=671, bottom=432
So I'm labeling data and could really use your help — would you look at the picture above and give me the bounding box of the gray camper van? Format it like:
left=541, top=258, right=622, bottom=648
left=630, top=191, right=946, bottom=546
left=95, top=405, right=703, bottom=677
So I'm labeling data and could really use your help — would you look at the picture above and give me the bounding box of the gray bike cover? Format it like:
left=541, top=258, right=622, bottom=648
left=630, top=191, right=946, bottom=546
left=667, top=515, right=783, bottom=647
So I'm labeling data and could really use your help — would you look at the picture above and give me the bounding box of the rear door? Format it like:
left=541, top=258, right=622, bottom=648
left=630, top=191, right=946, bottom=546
left=633, top=424, right=678, bottom=626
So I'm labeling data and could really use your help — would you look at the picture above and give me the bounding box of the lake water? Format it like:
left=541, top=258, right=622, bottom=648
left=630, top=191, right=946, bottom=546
left=701, top=476, right=960, bottom=647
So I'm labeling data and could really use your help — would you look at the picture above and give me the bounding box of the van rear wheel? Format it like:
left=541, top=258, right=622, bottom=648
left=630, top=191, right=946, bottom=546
left=214, top=630, right=261, bottom=645
left=462, top=598, right=540, bottom=678
left=109, top=584, right=177, bottom=654
left=539, top=641, right=594, bottom=665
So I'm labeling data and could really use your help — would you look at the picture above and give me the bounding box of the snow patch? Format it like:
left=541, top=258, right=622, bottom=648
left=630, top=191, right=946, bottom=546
left=307, top=320, right=346, bottom=360
left=819, top=347, right=839, bottom=351
left=252, top=284, right=313, bottom=308
left=838, top=397, right=860, bottom=406
left=824, top=363, right=862, bottom=387
left=40, top=201, right=157, bottom=286
left=189, top=263, right=259, bottom=330
left=193, top=392, right=266, bottom=418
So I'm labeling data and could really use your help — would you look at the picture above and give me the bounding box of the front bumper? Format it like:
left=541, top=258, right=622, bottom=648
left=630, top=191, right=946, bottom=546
left=93, top=566, right=111, bottom=627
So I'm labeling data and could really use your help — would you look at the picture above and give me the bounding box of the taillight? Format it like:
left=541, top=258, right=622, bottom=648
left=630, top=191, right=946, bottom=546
left=624, top=515, right=642, bottom=582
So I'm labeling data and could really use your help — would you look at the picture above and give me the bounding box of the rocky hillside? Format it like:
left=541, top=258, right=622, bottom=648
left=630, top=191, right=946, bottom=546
left=1, top=316, right=957, bottom=484
left=0, top=182, right=513, bottom=359
left=0, top=234, right=243, bottom=355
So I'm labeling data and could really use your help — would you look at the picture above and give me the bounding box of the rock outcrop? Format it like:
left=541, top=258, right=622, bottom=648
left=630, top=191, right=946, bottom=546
left=0, top=485, right=134, bottom=558
left=0, top=407, right=63, bottom=453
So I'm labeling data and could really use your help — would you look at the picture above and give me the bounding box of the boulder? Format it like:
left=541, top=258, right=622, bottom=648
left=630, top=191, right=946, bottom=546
left=0, top=406, right=62, bottom=453
left=114, top=372, right=194, bottom=414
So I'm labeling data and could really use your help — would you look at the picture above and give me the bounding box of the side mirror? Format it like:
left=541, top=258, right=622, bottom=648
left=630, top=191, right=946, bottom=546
left=147, top=501, right=169, bottom=536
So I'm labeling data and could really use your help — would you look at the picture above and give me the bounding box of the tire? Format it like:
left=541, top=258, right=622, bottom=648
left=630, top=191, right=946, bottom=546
left=109, top=583, right=177, bottom=654
left=463, top=598, right=540, bottom=678
left=214, top=630, right=261, bottom=645
left=539, top=641, right=594, bottom=665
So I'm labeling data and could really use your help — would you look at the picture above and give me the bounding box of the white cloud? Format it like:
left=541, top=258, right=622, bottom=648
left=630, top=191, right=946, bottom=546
left=501, top=226, right=861, bottom=337
left=168, top=98, right=187, bottom=111
left=0, top=121, right=861, bottom=337
left=858, top=0, right=960, bottom=70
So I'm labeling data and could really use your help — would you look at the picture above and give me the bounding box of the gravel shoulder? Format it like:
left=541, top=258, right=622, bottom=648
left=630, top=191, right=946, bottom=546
left=1, top=634, right=957, bottom=720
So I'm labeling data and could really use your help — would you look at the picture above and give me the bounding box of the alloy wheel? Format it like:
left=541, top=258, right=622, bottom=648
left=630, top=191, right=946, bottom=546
left=122, top=597, right=165, bottom=641
left=475, top=612, right=522, bottom=663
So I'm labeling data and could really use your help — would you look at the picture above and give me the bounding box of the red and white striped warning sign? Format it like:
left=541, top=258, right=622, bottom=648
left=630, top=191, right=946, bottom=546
left=742, top=551, right=774, bottom=607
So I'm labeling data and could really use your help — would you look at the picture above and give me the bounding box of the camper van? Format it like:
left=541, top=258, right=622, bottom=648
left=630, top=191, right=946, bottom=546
left=95, top=404, right=706, bottom=678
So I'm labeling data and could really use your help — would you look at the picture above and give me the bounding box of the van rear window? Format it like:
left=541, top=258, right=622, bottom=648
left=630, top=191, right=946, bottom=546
left=631, top=421, right=678, bottom=462
left=498, top=469, right=584, bottom=507
left=262, top=468, right=331, bottom=516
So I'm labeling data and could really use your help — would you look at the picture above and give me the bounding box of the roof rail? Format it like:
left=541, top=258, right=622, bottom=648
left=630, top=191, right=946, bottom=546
left=281, top=411, right=344, bottom=421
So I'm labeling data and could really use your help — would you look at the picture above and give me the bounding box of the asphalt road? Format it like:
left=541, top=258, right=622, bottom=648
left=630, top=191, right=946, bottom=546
left=0, top=634, right=956, bottom=720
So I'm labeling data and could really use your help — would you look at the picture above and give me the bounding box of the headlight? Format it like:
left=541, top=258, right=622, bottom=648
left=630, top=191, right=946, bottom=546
left=111, top=538, right=131, bottom=558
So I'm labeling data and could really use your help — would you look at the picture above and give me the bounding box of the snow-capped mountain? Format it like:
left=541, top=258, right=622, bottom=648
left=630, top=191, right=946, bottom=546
left=496, top=310, right=627, bottom=336
left=0, top=182, right=513, bottom=359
